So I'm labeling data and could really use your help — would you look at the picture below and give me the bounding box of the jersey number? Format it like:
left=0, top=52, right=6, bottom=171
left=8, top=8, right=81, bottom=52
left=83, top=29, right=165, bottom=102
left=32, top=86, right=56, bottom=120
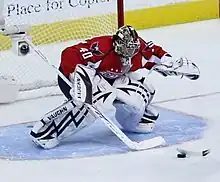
left=80, top=48, right=93, bottom=60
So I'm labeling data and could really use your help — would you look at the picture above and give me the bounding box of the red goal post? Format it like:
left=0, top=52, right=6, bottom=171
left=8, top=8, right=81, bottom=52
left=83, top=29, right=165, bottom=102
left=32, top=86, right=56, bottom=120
left=118, top=0, right=124, bottom=28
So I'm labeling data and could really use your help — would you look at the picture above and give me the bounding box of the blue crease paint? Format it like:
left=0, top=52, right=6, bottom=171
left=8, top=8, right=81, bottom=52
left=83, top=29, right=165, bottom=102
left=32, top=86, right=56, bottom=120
left=0, top=107, right=206, bottom=160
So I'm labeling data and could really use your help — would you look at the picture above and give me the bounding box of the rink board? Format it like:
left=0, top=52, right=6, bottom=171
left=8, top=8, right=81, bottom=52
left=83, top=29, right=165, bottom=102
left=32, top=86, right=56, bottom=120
left=126, top=0, right=219, bottom=30
left=0, top=107, right=207, bottom=160
left=1, top=0, right=218, bottom=51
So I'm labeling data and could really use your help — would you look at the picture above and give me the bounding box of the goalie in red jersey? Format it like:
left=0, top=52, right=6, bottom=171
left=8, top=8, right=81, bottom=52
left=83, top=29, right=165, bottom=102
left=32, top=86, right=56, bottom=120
left=30, top=25, right=200, bottom=149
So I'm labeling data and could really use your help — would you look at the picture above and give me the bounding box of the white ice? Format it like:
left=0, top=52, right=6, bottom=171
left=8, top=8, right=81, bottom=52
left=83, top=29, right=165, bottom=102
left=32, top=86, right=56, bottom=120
left=1, top=19, right=220, bottom=182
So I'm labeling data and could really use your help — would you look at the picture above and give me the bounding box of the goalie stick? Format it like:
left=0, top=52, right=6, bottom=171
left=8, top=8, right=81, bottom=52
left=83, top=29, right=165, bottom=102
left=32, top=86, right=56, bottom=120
left=25, top=37, right=166, bottom=151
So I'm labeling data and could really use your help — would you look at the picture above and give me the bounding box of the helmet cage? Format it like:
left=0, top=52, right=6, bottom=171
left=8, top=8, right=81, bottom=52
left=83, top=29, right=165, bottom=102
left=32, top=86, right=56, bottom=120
left=114, top=26, right=140, bottom=58
left=115, top=39, right=140, bottom=58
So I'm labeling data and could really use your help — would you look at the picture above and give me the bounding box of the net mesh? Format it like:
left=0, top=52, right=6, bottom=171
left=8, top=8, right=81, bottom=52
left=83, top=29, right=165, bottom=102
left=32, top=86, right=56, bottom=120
left=0, top=0, right=118, bottom=101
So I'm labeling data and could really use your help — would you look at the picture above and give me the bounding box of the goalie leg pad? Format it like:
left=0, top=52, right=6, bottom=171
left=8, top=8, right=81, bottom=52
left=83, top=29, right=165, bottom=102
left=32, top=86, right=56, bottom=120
left=114, top=102, right=143, bottom=133
left=114, top=104, right=159, bottom=133
left=30, top=100, right=97, bottom=149
left=137, top=105, right=159, bottom=133
left=126, top=70, right=156, bottom=105
left=113, top=76, right=150, bottom=111
left=113, top=73, right=158, bottom=133
left=92, top=74, right=117, bottom=117
left=70, top=64, right=96, bottom=104
left=113, top=76, right=149, bottom=132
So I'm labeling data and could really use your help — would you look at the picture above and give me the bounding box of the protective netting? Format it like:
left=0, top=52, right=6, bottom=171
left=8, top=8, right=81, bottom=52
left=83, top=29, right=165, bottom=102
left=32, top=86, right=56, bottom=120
left=0, top=0, right=118, bottom=101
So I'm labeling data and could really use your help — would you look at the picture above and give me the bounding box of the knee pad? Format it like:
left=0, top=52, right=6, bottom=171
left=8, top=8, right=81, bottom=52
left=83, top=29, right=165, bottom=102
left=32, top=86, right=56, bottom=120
left=126, top=70, right=156, bottom=104
left=113, top=76, right=148, bottom=109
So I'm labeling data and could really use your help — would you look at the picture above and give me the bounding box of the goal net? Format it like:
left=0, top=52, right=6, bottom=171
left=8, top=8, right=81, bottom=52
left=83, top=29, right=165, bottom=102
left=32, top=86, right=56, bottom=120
left=0, top=0, right=123, bottom=102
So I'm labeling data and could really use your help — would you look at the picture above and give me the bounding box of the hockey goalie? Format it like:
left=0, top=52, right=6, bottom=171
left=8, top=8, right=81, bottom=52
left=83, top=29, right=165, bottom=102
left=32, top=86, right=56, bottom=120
left=30, top=25, right=200, bottom=149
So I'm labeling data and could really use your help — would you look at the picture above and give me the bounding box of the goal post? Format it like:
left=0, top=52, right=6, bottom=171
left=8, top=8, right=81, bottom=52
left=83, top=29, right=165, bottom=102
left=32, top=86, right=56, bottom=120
left=0, top=0, right=124, bottom=103
left=118, top=0, right=124, bottom=28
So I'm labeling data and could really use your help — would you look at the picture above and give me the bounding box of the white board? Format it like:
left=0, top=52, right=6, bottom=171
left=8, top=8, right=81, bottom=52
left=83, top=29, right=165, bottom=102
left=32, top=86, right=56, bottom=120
left=4, top=0, right=118, bottom=25
left=3, top=0, right=195, bottom=26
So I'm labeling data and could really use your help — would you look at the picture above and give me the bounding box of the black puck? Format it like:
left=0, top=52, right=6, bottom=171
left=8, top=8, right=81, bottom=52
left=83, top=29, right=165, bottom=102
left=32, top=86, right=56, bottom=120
left=202, top=149, right=210, bottom=156
left=177, top=153, right=186, bottom=158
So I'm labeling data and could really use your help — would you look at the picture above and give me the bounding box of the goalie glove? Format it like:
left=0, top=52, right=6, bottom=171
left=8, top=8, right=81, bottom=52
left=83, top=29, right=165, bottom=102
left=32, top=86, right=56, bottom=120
left=154, top=56, right=200, bottom=80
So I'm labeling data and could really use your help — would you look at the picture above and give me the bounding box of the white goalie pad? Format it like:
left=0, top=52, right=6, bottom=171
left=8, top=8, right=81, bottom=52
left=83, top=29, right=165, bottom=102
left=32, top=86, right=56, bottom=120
left=69, top=64, right=96, bottom=104
left=0, top=75, right=19, bottom=103
left=30, top=100, right=98, bottom=149
left=113, top=75, right=150, bottom=112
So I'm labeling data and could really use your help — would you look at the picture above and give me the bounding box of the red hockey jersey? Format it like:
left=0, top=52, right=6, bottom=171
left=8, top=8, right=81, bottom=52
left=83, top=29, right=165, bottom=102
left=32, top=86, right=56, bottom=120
left=60, top=35, right=169, bottom=79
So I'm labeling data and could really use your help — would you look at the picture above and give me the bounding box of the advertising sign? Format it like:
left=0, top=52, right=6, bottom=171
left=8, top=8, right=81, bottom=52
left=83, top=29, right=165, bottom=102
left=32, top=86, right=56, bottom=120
left=3, top=0, right=195, bottom=25
left=4, top=0, right=117, bottom=25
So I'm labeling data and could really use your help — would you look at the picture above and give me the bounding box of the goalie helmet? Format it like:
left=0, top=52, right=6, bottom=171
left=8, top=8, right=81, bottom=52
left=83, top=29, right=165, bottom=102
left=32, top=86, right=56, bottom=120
left=113, top=25, right=140, bottom=58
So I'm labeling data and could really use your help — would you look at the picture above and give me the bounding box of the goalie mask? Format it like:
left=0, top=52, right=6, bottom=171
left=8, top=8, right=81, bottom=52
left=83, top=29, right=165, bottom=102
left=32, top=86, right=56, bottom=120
left=113, top=25, right=140, bottom=59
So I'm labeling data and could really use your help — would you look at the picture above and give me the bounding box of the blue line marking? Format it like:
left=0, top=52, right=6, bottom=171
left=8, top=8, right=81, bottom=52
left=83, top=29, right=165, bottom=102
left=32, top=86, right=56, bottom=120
left=0, top=107, right=206, bottom=160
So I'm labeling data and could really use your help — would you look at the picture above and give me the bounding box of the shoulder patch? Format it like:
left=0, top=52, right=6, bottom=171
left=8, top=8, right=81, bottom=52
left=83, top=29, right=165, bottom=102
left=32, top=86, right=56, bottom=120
left=90, top=42, right=104, bottom=56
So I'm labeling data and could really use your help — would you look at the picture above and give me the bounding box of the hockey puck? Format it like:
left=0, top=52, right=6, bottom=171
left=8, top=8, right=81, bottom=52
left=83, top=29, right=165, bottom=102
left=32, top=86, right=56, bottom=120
left=202, top=149, right=210, bottom=156
left=177, top=153, right=186, bottom=158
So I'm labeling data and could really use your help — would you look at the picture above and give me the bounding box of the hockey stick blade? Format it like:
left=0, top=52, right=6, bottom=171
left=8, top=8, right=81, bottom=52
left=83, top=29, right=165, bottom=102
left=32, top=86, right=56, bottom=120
left=131, top=136, right=166, bottom=150
left=89, top=104, right=166, bottom=150
left=177, top=148, right=210, bottom=157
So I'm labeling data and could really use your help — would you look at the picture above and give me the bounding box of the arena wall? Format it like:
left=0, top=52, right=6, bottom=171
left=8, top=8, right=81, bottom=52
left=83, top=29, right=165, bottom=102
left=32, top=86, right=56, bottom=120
left=0, top=0, right=219, bottom=50
left=125, top=0, right=219, bottom=30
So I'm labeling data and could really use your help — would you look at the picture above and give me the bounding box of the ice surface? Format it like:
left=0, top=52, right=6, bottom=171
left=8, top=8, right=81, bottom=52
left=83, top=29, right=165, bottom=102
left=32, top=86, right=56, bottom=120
left=0, top=107, right=206, bottom=160
left=1, top=19, right=220, bottom=182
